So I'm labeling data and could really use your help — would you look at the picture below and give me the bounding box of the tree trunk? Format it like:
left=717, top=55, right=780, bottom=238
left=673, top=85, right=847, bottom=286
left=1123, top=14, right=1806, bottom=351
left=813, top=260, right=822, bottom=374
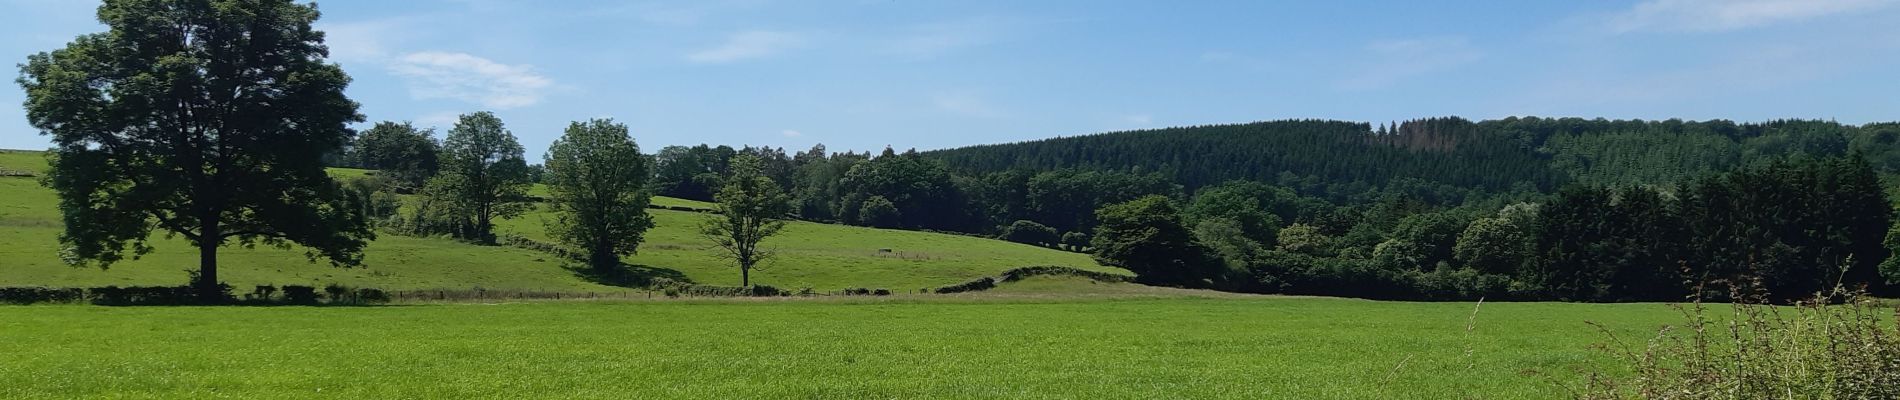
left=196, top=219, right=222, bottom=303
left=741, top=265, right=750, bottom=287
left=590, top=242, right=616, bottom=272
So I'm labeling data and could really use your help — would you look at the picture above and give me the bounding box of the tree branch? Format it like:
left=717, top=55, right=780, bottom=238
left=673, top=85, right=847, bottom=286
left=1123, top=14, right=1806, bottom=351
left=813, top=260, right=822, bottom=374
left=221, top=229, right=290, bottom=240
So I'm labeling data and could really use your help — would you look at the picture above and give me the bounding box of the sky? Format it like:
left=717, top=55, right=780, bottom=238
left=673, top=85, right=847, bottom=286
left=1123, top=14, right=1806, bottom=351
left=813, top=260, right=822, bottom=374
left=3, top=0, right=1899, bottom=158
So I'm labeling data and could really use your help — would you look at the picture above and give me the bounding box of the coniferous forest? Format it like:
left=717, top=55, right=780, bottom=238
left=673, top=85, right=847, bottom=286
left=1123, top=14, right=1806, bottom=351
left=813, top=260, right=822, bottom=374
left=607, top=117, right=1900, bottom=301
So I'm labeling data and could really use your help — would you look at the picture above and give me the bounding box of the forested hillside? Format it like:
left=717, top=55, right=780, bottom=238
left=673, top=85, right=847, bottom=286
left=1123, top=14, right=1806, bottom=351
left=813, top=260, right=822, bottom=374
left=644, top=116, right=1900, bottom=301
left=925, top=118, right=1563, bottom=197
left=925, top=117, right=1900, bottom=195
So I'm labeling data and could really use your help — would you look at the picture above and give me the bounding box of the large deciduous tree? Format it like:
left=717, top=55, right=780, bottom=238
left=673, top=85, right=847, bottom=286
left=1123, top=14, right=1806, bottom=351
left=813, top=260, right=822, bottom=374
left=351, top=121, right=439, bottom=189
left=429, top=111, right=531, bottom=243
left=17, top=0, right=372, bottom=300
left=1091, top=195, right=1218, bottom=286
left=543, top=119, right=655, bottom=271
left=701, top=154, right=792, bottom=287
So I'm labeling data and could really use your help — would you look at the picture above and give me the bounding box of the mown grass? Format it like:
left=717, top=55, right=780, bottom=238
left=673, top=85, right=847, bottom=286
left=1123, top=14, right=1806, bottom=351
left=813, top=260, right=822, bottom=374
left=0, top=293, right=1682, bottom=398
left=0, top=150, right=1111, bottom=292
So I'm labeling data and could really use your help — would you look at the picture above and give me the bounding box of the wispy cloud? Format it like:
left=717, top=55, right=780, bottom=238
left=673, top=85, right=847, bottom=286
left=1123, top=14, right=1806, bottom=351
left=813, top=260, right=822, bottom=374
left=1338, top=37, right=1483, bottom=91
left=686, top=30, right=809, bottom=64
left=1603, top=0, right=1897, bottom=34
left=781, top=129, right=803, bottom=137
left=389, top=51, right=554, bottom=109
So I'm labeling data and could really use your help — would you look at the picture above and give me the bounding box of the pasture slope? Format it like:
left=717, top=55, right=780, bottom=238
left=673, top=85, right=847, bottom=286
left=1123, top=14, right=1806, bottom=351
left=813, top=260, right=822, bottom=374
left=0, top=149, right=1117, bottom=292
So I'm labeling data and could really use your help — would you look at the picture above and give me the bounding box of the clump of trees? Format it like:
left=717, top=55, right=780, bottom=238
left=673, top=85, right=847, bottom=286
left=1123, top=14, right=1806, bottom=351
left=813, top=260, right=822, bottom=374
left=1078, top=155, right=1894, bottom=301
left=408, top=112, right=533, bottom=244
left=1090, top=195, right=1219, bottom=286
left=349, top=122, right=440, bottom=190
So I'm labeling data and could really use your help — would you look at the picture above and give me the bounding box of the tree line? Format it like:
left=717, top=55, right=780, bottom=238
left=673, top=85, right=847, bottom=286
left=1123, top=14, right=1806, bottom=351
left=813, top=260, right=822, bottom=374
left=635, top=118, right=1900, bottom=301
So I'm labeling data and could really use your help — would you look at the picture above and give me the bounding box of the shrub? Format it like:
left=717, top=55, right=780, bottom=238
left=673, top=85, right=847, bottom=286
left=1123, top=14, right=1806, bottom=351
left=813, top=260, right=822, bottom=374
left=323, top=284, right=349, bottom=300
left=647, top=277, right=786, bottom=297
left=313, top=285, right=391, bottom=305
left=839, top=288, right=892, bottom=296
left=998, top=220, right=1059, bottom=247
left=88, top=285, right=207, bottom=306
left=248, top=285, right=279, bottom=301
left=1060, top=231, right=1090, bottom=250
left=1574, top=282, right=1900, bottom=399
left=934, top=277, right=996, bottom=294
left=0, top=287, right=85, bottom=304
left=748, top=285, right=786, bottom=297
left=859, top=196, right=901, bottom=228
left=282, top=285, right=320, bottom=304
left=998, top=265, right=1133, bottom=284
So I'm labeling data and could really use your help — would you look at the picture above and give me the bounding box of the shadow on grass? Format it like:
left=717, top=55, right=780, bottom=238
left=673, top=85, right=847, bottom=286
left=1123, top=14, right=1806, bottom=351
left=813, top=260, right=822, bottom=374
left=565, top=263, right=691, bottom=288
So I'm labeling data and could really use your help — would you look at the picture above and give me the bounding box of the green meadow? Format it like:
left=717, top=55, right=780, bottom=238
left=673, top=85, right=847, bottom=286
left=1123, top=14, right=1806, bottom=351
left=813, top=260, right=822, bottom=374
left=0, top=292, right=1681, bottom=399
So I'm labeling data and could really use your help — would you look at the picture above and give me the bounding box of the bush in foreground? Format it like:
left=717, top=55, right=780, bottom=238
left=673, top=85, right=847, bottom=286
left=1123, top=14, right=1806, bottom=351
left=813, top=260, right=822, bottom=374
left=1574, top=281, right=1900, bottom=399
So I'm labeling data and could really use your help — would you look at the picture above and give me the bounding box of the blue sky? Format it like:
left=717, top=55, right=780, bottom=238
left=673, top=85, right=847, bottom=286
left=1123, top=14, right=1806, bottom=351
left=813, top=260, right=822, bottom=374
left=4, top=0, right=1899, bottom=157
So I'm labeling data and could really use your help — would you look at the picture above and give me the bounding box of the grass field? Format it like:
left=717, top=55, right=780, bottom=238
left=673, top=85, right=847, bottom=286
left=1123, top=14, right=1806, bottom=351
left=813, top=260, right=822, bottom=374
left=496, top=205, right=1118, bottom=291
left=0, top=291, right=1681, bottom=398
left=1, top=149, right=1689, bottom=397
left=0, top=150, right=1111, bottom=292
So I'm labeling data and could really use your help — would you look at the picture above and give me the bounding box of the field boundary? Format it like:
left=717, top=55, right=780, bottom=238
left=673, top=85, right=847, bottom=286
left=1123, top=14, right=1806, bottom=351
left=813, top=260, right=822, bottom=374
left=933, top=265, right=1134, bottom=294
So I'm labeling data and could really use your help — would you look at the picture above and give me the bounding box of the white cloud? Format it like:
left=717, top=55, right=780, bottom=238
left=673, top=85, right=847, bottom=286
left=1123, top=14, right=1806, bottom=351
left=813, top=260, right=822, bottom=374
left=686, top=31, right=808, bottom=64
left=931, top=92, right=1004, bottom=118
left=1338, top=37, right=1483, bottom=91
left=389, top=51, right=554, bottom=109
left=1604, top=0, right=1896, bottom=33
left=781, top=129, right=803, bottom=137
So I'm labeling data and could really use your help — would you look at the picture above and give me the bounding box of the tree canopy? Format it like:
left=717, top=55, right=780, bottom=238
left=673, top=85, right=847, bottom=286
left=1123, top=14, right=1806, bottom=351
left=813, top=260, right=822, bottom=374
left=351, top=121, right=439, bottom=189
left=543, top=118, right=655, bottom=271
left=701, top=154, right=793, bottom=287
left=427, top=111, right=532, bottom=243
left=1091, top=195, right=1218, bottom=286
left=18, top=0, right=372, bottom=299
